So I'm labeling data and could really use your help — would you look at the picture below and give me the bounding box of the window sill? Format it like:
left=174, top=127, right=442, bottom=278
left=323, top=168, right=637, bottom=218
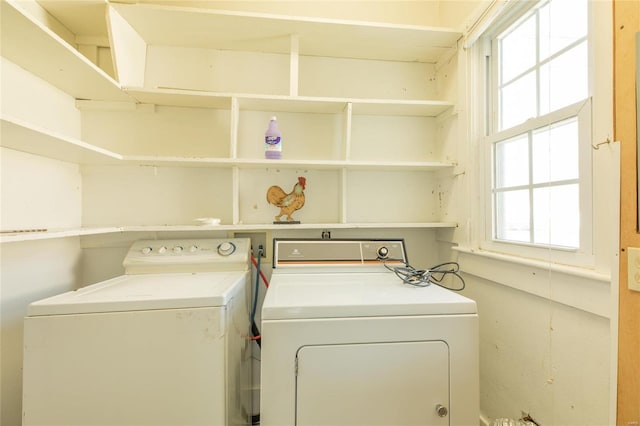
left=453, top=246, right=612, bottom=318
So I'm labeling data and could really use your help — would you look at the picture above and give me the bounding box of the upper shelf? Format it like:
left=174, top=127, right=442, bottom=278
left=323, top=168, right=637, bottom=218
left=0, top=115, right=122, bottom=164
left=109, top=2, right=462, bottom=63
left=1, top=115, right=455, bottom=170
left=0, top=0, right=132, bottom=102
left=124, top=88, right=455, bottom=117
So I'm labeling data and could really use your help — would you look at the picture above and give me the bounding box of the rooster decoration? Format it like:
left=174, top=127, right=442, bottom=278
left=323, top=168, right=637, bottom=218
left=266, top=176, right=306, bottom=223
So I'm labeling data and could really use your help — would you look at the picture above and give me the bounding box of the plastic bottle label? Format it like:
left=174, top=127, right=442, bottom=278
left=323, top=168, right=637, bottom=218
left=265, top=136, right=281, bottom=153
left=265, top=136, right=281, bottom=146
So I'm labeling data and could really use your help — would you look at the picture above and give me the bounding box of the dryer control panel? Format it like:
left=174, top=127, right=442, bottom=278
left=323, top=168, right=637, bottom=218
left=123, top=238, right=251, bottom=274
left=273, top=239, right=407, bottom=270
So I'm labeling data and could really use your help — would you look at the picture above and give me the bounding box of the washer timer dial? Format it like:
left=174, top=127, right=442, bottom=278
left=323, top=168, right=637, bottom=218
left=217, top=242, right=236, bottom=256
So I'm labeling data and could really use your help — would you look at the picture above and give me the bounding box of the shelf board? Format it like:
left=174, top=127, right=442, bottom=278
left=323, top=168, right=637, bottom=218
left=122, top=88, right=454, bottom=117
left=238, top=96, right=349, bottom=114
left=121, top=156, right=237, bottom=168
left=1, top=0, right=131, bottom=102
left=0, top=115, right=455, bottom=170
left=341, top=160, right=456, bottom=171
left=125, top=87, right=233, bottom=109
left=122, top=222, right=458, bottom=232
left=120, top=156, right=455, bottom=171
left=1, top=222, right=457, bottom=243
left=111, top=3, right=461, bottom=63
left=351, top=99, right=454, bottom=117
left=0, top=227, right=123, bottom=243
left=1, top=116, right=123, bottom=164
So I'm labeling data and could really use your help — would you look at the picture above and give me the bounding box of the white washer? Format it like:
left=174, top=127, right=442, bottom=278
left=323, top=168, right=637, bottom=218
left=22, top=238, right=253, bottom=426
left=261, top=239, right=479, bottom=426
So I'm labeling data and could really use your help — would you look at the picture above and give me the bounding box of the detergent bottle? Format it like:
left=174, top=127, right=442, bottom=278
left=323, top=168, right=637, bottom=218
left=264, top=116, right=282, bottom=159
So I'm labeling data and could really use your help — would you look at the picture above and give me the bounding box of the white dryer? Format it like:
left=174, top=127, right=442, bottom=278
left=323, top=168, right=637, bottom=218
left=22, top=238, right=253, bottom=426
left=260, top=239, right=478, bottom=426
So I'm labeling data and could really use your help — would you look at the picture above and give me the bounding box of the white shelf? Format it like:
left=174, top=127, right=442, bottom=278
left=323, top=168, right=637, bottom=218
left=0, top=223, right=457, bottom=243
left=0, top=227, right=123, bottom=243
left=125, top=88, right=233, bottom=109
left=0, top=114, right=456, bottom=171
left=121, top=156, right=456, bottom=171
left=110, top=3, right=461, bottom=63
left=1, top=3, right=461, bottom=241
left=122, top=222, right=458, bottom=232
left=0, top=115, right=122, bottom=164
left=124, top=88, right=455, bottom=117
left=0, top=0, right=131, bottom=102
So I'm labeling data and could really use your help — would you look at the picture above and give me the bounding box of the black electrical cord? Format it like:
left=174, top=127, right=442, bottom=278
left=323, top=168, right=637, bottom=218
left=384, top=261, right=466, bottom=291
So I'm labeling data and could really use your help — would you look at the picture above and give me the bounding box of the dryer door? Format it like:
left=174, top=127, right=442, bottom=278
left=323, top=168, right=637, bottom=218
left=295, top=341, right=450, bottom=426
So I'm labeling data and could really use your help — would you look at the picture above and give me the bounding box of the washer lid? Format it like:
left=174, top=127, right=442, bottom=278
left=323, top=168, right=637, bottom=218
left=261, top=272, right=477, bottom=320
left=27, top=271, right=247, bottom=316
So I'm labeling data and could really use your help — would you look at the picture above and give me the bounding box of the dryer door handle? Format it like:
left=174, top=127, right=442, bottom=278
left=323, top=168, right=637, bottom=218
left=435, top=404, right=448, bottom=417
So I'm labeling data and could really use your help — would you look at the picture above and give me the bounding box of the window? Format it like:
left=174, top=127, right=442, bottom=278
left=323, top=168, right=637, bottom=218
left=483, top=0, right=592, bottom=258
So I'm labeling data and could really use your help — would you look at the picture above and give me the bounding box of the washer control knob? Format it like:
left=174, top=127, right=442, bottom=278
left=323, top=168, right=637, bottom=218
left=158, top=246, right=167, bottom=254
left=189, top=245, right=198, bottom=253
left=217, top=242, right=235, bottom=256
left=435, top=404, right=448, bottom=418
left=377, top=246, right=389, bottom=259
left=172, top=245, right=183, bottom=254
left=141, top=246, right=152, bottom=255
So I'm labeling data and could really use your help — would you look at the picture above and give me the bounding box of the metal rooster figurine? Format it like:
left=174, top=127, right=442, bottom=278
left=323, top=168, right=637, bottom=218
left=266, top=176, right=306, bottom=223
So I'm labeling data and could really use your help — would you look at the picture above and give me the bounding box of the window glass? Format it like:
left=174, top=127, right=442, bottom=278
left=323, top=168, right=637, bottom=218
left=533, top=184, right=579, bottom=247
left=496, top=134, right=529, bottom=188
left=539, top=42, right=588, bottom=114
left=496, top=190, right=530, bottom=242
left=500, top=71, right=536, bottom=130
left=532, top=118, right=579, bottom=184
left=500, top=15, right=536, bottom=83
left=539, top=0, right=588, bottom=61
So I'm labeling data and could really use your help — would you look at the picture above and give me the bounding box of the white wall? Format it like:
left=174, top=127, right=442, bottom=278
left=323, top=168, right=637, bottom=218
left=0, top=239, right=82, bottom=426
left=460, top=272, right=611, bottom=426
left=0, top=58, right=84, bottom=425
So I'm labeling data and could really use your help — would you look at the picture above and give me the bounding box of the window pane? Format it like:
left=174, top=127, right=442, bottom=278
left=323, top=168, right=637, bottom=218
left=539, top=0, right=588, bottom=61
left=500, top=71, right=536, bottom=130
left=496, top=189, right=530, bottom=242
left=495, top=134, right=529, bottom=188
left=500, top=14, right=536, bottom=83
left=539, top=42, right=588, bottom=114
left=533, top=184, right=579, bottom=247
left=532, top=118, right=579, bottom=184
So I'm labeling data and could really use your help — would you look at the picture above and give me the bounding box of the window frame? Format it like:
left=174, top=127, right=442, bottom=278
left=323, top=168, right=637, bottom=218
left=478, top=0, right=595, bottom=267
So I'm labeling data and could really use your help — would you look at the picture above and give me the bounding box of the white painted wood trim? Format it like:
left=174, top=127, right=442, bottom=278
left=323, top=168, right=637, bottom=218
left=109, top=2, right=461, bottom=63
left=1, top=0, right=129, bottom=101
left=454, top=246, right=612, bottom=318
left=107, top=3, right=147, bottom=88
left=230, top=97, right=239, bottom=159
left=289, top=33, right=299, bottom=97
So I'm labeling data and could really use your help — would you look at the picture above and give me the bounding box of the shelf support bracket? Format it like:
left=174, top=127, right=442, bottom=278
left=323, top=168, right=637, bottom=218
left=289, top=33, right=299, bottom=97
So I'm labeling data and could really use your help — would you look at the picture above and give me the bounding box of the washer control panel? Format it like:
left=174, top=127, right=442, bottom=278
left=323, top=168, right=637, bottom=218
left=123, top=238, right=250, bottom=274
